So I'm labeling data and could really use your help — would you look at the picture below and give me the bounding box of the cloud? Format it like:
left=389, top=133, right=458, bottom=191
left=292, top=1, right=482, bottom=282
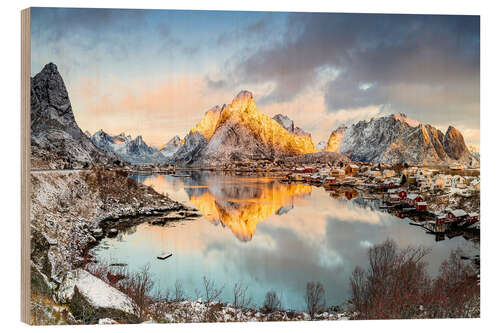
left=325, top=73, right=387, bottom=111
left=230, top=13, right=479, bottom=133
left=72, top=75, right=234, bottom=147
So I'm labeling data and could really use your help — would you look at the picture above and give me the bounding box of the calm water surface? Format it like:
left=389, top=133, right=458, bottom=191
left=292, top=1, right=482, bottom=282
left=91, top=171, right=478, bottom=311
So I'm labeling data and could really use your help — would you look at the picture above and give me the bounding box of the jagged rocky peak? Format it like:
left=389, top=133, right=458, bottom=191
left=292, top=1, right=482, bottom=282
left=232, top=90, right=254, bottom=106
left=273, top=114, right=293, bottom=129
left=391, top=113, right=421, bottom=127
left=222, top=90, right=259, bottom=117
left=30, top=63, right=121, bottom=169
left=161, top=135, right=182, bottom=149
left=443, top=125, right=469, bottom=160
left=338, top=114, right=479, bottom=167
left=273, top=114, right=311, bottom=138
left=324, top=125, right=347, bottom=152
left=31, top=62, right=76, bottom=130
left=89, top=129, right=166, bottom=164
left=191, top=105, right=224, bottom=140
left=133, top=135, right=146, bottom=145
left=159, top=135, right=183, bottom=158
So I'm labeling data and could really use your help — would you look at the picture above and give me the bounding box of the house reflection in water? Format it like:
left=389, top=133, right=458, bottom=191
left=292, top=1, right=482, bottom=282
left=328, top=186, right=359, bottom=201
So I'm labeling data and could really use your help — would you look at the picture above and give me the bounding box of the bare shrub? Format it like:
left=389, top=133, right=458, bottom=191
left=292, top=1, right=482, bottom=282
left=349, top=239, right=479, bottom=319
left=232, top=281, right=252, bottom=308
left=425, top=248, right=480, bottom=318
left=116, top=264, right=155, bottom=319
left=152, top=286, right=171, bottom=303
left=305, top=281, right=326, bottom=315
left=202, top=276, right=225, bottom=304
left=174, top=279, right=185, bottom=301
left=85, top=262, right=109, bottom=282
left=262, top=290, right=281, bottom=313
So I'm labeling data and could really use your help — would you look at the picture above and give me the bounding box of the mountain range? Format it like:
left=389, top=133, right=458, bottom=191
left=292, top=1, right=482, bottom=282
left=30, top=63, right=479, bottom=168
left=90, top=130, right=175, bottom=164
left=323, top=113, right=479, bottom=167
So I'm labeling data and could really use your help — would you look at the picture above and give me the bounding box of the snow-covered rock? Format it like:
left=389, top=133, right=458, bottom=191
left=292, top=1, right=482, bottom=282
left=468, top=145, right=480, bottom=161
left=57, top=269, right=139, bottom=322
left=168, top=131, right=208, bottom=165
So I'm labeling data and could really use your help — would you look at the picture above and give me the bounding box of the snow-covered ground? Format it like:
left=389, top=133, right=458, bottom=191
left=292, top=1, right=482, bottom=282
left=148, top=299, right=350, bottom=323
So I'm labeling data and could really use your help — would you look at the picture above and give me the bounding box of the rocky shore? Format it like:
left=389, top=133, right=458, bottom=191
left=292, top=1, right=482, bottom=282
left=29, top=167, right=194, bottom=324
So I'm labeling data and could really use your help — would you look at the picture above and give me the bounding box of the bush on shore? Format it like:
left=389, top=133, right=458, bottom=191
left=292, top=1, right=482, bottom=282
left=349, top=239, right=479, bottom=319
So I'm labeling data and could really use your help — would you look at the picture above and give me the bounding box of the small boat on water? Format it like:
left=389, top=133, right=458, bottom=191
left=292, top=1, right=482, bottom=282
left=409, top=221, right=425, bottom=227
left=157, top=253, right=173, bottom=260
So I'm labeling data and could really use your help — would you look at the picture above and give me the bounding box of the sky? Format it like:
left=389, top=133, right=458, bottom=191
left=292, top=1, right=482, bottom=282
left=30, top=7, right=480, bottom=148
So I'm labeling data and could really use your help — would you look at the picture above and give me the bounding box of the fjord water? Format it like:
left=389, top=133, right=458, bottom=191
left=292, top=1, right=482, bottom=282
left=91, top=171, right=478, bottom=311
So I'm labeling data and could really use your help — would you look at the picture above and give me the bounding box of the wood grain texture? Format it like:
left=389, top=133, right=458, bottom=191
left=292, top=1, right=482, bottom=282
left=21, top=7, right=31, bottom=325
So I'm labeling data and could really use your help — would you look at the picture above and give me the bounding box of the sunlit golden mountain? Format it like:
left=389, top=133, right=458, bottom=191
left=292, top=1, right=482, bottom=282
left=175, top=91, right=316, bottom=164
left=323, top=125, right=347, bottom=152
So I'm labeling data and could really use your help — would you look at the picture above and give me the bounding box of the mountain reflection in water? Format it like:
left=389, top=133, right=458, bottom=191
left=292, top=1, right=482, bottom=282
left=138, top=172, right=313, bottom=241
left=93, top=171, right=479, bottom=311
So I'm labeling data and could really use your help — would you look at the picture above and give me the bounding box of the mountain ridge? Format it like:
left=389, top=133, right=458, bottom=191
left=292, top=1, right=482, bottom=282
left=325, top=113, right=478, bottom=166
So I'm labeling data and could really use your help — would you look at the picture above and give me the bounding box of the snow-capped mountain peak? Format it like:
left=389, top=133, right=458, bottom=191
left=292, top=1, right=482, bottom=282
left=90, top=130, right=167, bottom=164
left=272, top=114, right=311, bottom=138
left=392, top=113, right=421, bottom=127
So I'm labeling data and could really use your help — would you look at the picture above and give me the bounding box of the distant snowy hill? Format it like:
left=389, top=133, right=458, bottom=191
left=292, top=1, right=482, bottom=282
left=90, top=130, right=175, bottom=164
left=159, top=136, right=182, bottom=159
left=323, top=125, right=347, bottom=153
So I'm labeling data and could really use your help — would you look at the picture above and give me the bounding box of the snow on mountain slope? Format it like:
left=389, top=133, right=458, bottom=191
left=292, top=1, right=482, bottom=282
left=159, top=136, right=182, bottom=158
left=90, top=130, right=166, bottom=164
left=336, top=114, right=479, bottom=166
left=316, top=141, right=327, bottom=150
left=272, top=114, right=311, bottom=138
